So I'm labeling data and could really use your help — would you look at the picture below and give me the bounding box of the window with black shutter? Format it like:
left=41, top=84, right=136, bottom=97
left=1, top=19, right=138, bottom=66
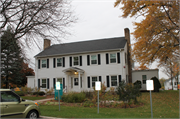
left=80, top=56, right=82, bottom=66
left=106, top=76, right=110, bottom=87
left=87, top=55, right=90, bottom=66
left=106, top=53, right=109, bottom=64
left=47, top=78, right=49, bottom=89
left=119, top=75, right=121, bottom=84
left=38, top=79, right=40, bottom=89
left=117, top=52, right=120, bottom=63
left=63, top=78, right=65, bottom=89
left=63, top=57, right=65, bottom=67
left=70, top=57, right=72, bottom=67
left=53, top=58, right=56, bottom=68
left=87, top=77, right=90, bottom=88
left=98, top=54, right=101, bottom=65
left=99, top=76, right=102, bottom=82
left=53, top=78, right=56, bottom=88
left=47, top=59, right=49, bottom=68
left=38, top=60, right=40, bottom=69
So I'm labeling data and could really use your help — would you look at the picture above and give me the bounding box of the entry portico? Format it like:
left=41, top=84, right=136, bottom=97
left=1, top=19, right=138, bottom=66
left=63, top=67, right=84, bottom=92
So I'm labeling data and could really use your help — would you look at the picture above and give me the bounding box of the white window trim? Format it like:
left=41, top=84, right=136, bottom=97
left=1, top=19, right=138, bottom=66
left=110, top=75, right=118, bottom=87
left=41, top=78, right=47, bottom=89
left=109, top=53, right=117, bottom=64
left=41, top=59, right=47, bottom=68
left=73, top=56, right=79, bottom=66
left=74, top=78, right=79, bottom=86
left=90, top=54, right=98, bottom=65
left=90, top=76, right=99, bottom=88
left=57, top=58, right=63, bottom=67
left=142, top=75, right=147, bottom=84
left=56, top=77, right=63, bottom=84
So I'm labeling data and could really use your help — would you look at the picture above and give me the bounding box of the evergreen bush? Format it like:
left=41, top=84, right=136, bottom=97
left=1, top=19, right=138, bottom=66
left=151, top=77, right=161, bottom=92
left=61, top=92, right=86, bottom=103
left=116, top=81, right=141, bottom=104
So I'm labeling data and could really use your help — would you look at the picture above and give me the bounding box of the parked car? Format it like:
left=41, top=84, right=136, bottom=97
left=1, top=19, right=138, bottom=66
left=0, top=89, right=40, bottom=118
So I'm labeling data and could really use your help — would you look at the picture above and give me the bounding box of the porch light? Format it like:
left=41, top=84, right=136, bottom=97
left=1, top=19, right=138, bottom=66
left=74, top=71, right=78, bottom=75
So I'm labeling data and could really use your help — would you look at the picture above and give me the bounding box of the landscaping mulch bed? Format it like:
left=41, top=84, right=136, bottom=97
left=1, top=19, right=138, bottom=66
left=40, top=99, right=144, bottom=109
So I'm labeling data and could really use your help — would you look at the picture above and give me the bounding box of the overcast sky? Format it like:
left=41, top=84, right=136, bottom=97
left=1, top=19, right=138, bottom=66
left=28, top=0, right=168, bottom=79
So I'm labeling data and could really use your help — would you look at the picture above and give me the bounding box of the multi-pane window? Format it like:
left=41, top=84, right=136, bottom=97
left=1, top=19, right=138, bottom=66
left=73, top=57, right=79, bottom=66
left=111, top=76, right=117, bottom=86
left=110, top=53, right=116, bottom=63
left=57, top=58, right=62, bottom=67
left=92, top=77, right=98, bottom=87
left=42, top=79, right=46, bottom=88
left=74, top=78, right=78, bottom=85
left=142, top=75, right=147, bottom=84
left=42, top=59, right=47, bottom=68
left=91, top=55, right=97, bottom=64
left=57, top=78, right=62, bottom=84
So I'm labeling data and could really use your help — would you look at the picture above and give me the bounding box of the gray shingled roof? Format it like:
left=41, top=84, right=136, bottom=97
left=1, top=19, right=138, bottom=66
left=35, top=37, right=126, bottom=58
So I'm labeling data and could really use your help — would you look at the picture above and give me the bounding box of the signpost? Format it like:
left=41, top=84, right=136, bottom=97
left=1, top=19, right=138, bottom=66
left=95, top=81, right=101, bottom=114
left=56, top=82, right=61, bottom=111
left=146, top=80, right=154, bottom=118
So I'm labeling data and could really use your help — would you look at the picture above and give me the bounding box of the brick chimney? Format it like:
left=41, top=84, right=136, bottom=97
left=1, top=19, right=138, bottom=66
left=124, top=28, right=132, bottom=83
left=44, top=39, right=51, bottom=50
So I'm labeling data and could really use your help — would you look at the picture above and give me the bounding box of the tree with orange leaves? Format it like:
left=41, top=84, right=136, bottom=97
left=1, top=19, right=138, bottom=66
left=114, top=1, right=179, bottom=66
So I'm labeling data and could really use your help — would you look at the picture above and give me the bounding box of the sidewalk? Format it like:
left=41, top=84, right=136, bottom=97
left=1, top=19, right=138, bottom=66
left=34, top=98, right=54, bottom=102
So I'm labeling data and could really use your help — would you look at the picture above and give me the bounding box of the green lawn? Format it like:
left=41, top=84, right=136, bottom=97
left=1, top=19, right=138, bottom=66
left=40, top=90, right=179, bottom=118
left=21, top=96, right=47, bottom=100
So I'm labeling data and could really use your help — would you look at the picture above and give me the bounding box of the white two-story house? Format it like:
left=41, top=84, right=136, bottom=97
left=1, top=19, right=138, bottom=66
left=34, top=28, right=132, bottom=92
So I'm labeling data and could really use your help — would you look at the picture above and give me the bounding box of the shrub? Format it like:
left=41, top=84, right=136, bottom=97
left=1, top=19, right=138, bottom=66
left=116, top=81, right=141, bottom=104
left=151, top=77, right=161, bottom=92
left=14, top=91, right=25, bottom=96
left=33, top=91, right=45, bottom=96
left=61, top=92, right=86, bottom=103
left=21, top=87, right=28, bottom=95
left=133, top=80, right=142, bottom=89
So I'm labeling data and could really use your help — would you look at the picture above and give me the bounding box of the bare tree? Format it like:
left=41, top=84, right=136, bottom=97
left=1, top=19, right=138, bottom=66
left=159, top=57, right=179, bottom=90
left=0, top=0, right=77, bottom=50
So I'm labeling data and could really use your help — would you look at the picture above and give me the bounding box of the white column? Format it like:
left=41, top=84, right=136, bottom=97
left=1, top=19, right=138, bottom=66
left=79, top=72, right=81, bottom=90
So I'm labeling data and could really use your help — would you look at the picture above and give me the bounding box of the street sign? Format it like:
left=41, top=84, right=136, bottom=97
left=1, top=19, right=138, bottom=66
left=56, top=82, right=61, bottom=90
left=146, top=80, right=154, bottom=91
left=95, top=81, right=101, bottom=91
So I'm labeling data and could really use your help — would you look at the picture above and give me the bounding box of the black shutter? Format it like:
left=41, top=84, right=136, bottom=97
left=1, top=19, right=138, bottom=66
left=63, top=78, right=65, bottom=89
left=80, top=56, right=82, bottom=66
left=98, top=54, right=101, bottom=65
left=70, top=57, right=72, bottom=67
left=87, top=55, right=90, bottom=66
left=117, top=52, right=120, bottom=63
left=47, top=59, right=49, bottom=68
left=38, top=79, right=40, bottom=89
left=99, top=76, right=102, bottom=82
left=38, top=60, right=40, bottom=69
left=53, top=78, right=56, bottom=88
left=63, top=57, right=65, bottom=67
left=47, top=78, right=49, bottom=89
left=106, top=76, right=110, bottom=87
left=53, top=58, right=56, bottom=68
left=119, top=75, right=121, bottom=84
left=87, top=77, right=90, bottom=88
left=106, top=53, right=109, bottom=64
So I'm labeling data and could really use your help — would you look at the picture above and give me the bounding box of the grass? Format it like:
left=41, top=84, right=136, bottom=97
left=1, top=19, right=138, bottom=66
left=40, top=90, right=179, bottom=118
left=21, top=96, right=47, bottom=100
